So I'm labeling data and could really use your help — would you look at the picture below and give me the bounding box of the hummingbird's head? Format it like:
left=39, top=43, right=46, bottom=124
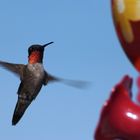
left=28, top=42, right=54, bottom=64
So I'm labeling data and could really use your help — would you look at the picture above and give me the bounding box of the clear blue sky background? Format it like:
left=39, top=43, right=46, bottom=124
left=0, top=0, right=138, bottom=140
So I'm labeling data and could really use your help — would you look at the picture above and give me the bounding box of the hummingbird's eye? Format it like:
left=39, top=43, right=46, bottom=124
left=28, top=47, right=33, bottom=55
left=28, top=47, right=33, bottom=53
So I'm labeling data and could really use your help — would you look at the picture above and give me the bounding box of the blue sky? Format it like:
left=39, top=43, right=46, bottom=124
left=0, top=0, right=138, bottom=140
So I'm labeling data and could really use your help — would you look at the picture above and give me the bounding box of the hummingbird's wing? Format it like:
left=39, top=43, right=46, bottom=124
left=43, top=71, right=90, bottom=89
left=0, top=60, right=25, bottom=79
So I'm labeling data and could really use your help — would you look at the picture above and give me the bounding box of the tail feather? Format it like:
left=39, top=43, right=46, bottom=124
left=12, top=99, right=31, bottom=125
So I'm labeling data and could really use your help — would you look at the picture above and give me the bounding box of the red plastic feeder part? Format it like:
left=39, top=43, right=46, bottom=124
left=94, top=75, right=140, bottom=140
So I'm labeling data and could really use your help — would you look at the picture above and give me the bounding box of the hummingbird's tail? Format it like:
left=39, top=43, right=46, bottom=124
left=12, top=98, right=31, bottom=125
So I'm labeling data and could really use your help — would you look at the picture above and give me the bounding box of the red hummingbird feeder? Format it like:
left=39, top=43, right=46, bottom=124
left=111, top=0, right=140, bottom=102
left=94, top=0, right=140, bottom=139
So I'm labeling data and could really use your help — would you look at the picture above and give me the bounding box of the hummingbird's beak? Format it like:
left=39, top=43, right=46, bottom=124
left=43, top=42, right=54, bottom=48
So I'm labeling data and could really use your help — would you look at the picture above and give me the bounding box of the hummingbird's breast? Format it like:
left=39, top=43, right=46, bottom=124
left=18, top=63, right=45, bottom=100
left=27, top=63, right=45, bottom=79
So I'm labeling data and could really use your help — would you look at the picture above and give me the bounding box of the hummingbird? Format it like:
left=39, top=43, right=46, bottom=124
left=0, top=42, right=89, bottom=125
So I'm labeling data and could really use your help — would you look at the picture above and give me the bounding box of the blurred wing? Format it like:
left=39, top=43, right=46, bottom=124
left=0, top=60, right=25, bottom=79
left=43, top=72, right=91, bottom=89
left=43, top=72, right=60, bottom=85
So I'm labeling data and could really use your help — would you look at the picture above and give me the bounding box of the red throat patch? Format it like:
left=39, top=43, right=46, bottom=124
left=28, top=51, right=43, bottom=64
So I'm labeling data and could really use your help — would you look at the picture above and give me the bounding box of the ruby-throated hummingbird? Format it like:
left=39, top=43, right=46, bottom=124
left=0, top=42, right=89, bottom=125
